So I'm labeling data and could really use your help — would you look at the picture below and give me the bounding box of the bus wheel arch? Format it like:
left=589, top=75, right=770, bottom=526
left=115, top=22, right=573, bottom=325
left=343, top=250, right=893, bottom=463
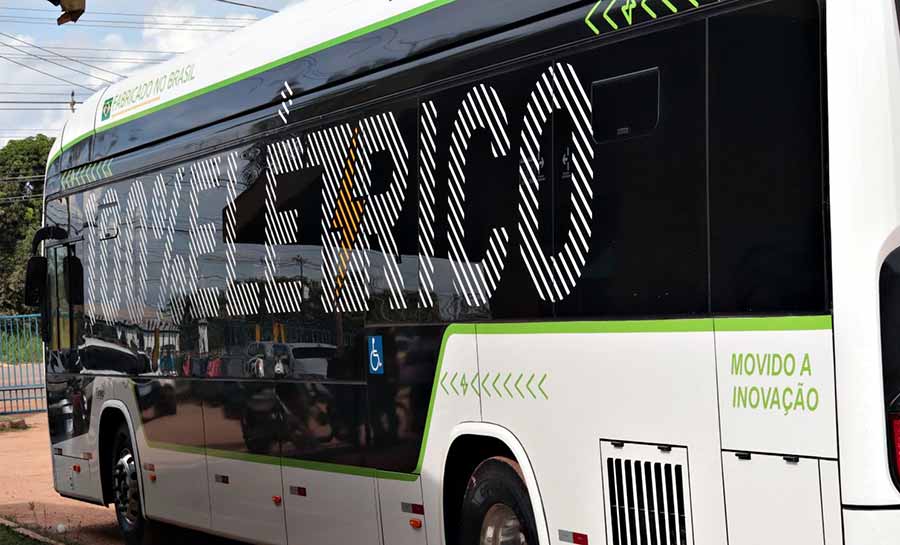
left=98, top=402, right=142, bottom=508
left=442, top=424, right=550, bottom=545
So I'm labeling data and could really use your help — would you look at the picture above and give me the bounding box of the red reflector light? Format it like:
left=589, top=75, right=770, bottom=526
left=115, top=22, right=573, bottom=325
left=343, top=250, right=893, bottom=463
left=572, top=533, right=589, bottom=545
left=891, top=414, right=900, bottom=473
left=72, top=465, right=81, bottom=474
left=411, top=504, right=425, bottom=515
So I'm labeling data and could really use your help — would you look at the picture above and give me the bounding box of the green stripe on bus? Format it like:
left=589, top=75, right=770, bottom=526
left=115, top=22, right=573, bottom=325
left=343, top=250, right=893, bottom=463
left=146, top=441, right=206, bottom=456
left=147, top=442, right=418, bottom=481
left=413, top=323, right=475, bottom=475
left=375, top=470, right=420, bottom=482
left=47, top=0, right=457, bottom=169
left=147, top=315, right=831, bottom=481
left=713, top=315, right=832, bottom=332
left=476, top=318, right=715, bottom=335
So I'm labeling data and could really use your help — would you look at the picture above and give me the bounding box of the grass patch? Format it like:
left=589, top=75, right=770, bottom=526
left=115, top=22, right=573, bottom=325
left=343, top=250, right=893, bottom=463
left=0, top=332, right=42, bottom=365
left=0, top=416, right=29, bottom=432
left=0, top=525, right=45, bottom=545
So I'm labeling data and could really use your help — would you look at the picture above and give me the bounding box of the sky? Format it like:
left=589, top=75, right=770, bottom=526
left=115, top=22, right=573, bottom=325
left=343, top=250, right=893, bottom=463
left=0, top=0, right=305, bottom=148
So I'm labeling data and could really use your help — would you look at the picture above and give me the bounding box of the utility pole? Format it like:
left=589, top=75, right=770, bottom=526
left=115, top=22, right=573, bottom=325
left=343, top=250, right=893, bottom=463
left=46, top=0, right=85, bottom=25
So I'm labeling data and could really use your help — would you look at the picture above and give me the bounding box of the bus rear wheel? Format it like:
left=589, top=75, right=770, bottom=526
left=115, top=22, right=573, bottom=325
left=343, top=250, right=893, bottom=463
left=460, top=457, right=538, bottom=545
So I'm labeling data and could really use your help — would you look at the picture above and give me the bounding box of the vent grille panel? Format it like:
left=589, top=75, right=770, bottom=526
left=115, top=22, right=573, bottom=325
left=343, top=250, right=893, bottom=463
left=601, top=442, right=693, bottom=545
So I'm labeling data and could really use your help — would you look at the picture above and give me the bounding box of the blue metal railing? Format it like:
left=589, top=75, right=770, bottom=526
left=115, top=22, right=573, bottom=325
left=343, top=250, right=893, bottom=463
left=0, top=314, right=45, bottom=415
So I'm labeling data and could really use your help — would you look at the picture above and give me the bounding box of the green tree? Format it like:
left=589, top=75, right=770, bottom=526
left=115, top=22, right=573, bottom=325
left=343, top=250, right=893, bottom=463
left=0, top=135, right=54, bottom=314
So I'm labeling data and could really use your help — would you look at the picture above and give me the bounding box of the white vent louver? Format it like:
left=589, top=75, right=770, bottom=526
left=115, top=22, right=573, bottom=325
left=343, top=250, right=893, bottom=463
left=600, top=441, right=694, bottom=545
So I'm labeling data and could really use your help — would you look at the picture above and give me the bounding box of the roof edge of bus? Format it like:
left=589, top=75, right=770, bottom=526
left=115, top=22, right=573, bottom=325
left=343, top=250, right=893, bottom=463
left=45, top=0, right=457, bottom=171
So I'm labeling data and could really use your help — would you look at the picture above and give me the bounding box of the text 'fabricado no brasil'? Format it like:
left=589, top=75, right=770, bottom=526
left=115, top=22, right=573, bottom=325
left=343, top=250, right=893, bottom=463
left=730, top=353, right=820, bottom=415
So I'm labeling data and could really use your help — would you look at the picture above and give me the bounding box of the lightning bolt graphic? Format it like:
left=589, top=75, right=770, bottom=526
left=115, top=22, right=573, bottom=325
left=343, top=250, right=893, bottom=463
left=330, top=127, right=366, bottom=306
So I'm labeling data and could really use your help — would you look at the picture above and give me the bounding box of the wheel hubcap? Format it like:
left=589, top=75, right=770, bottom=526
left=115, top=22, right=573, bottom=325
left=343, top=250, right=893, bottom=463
left=480, top=503, right=527, bottom=545
left=113, top=449, right=140, bottom=527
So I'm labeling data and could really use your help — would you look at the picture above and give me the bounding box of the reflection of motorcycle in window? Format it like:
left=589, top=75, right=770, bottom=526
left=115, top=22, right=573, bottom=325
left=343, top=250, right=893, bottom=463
left=239, top=383, right=346, bottom=457
left=244, top=355, right=265, bottom=379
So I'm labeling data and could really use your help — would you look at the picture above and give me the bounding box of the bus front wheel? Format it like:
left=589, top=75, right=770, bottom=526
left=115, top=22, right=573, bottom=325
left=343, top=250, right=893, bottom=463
left=111, top=423, right=155, bottom=545
left=459, top=457, right=538, bottom=545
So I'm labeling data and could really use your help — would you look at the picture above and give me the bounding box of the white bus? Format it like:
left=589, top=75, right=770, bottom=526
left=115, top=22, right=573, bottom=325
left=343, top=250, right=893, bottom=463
left=21, top=0, right=900, bottom=544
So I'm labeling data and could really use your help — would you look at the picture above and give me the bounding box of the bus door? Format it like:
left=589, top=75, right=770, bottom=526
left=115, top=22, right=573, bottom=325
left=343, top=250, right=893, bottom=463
left=277, top=341, right=380, bottom=545
left=45, top=243, right=101, bottom=501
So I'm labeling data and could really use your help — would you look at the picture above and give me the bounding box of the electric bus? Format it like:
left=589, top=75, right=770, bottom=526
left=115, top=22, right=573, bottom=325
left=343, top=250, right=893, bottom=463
left=22, top=0, right=900, bottom=543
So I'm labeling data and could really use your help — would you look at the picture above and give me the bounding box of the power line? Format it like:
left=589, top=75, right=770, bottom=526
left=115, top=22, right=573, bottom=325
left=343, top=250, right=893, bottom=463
left=0, top=107, right=74, bottom=110
left=0, top=18, right=243, bottom=32
left=0, top=195, right=41, bottom=204
left=0, top=91, right=90, bottom=96
left=0, top=14, right=248, bottom=28
left=0, top=175, right=45, bottom=181
left=0, top=46, right=180, bottom=55
left=0, top=82, right=84, bottom=87
left=0, top=41, right=115, bottom=86
left=0, top=55, right=95, bottom=92
left=0, top=55, right=162, bottom=65
left=0, top=101, right=82, bottom=105
left=0, top=32, right=125, bottom=78
left=213, top=1, right=278, bottom=14
left=0, top=6, right=259, bottom=21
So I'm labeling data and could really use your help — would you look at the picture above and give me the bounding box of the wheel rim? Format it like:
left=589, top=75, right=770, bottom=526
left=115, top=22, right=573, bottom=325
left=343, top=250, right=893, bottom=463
left=113, top=448, right=140, bottom=527
left=480, top=503, right=527, bottom=545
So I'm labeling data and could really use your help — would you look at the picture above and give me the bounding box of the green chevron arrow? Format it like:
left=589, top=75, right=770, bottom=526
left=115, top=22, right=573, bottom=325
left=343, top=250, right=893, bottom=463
left=603, top=0, right=619, bottom=30
left=481, top=372, right=491, bottom=397
left=440, top=372, right=449, bottom=395
left=514, top=374, right=524, bottom=398
left=493, top=374, right=503, bottom=398
left=471, top=372, right=480, bottom=396
left=585, top=0, right=604, bottom=34
left=450, top=372, right=459, bottom=396
left=621, top=0, right=637, bottom=25
left=503, top=374, right=513, bottom=398
left=641, top=0, right=657, bottom=18
left=526, top=373, right=536, bottom=399
left=661, top=0, right=678, bottom=13
left=538, top=374, right=549, bottom=400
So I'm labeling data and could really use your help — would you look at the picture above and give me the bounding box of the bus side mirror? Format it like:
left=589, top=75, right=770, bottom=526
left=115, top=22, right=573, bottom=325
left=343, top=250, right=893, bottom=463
left=24, top=256, right=48, bottom=307
left=63, top=256, right=84, bottom=305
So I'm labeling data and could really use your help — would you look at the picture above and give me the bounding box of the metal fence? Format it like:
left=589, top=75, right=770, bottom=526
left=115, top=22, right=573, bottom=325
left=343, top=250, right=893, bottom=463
left=0, top=314, right=45, bottom=415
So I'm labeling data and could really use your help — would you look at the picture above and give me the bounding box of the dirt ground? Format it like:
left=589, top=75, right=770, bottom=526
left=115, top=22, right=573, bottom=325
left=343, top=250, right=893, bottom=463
left=0, top=413, right=119, bottom=545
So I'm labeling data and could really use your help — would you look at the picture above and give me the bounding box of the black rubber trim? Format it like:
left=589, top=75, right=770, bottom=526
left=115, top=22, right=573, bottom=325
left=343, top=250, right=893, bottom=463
left=842, top=504, right=900, bottom=511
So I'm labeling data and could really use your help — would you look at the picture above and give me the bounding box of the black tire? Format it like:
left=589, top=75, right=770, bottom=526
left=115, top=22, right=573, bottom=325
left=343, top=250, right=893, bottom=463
left=459, top=457, right=539, bottom=545
left=110, top=423, right=154, bottom=545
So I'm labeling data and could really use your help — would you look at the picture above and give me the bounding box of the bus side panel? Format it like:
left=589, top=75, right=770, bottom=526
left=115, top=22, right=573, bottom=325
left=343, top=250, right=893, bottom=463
left=419, top=329, right=480, bottom=545
left=827, top=0, right=900, bottom=538
left=131, top=378, right=212, bottom=531
left=477, top=328, right=727, bottom=545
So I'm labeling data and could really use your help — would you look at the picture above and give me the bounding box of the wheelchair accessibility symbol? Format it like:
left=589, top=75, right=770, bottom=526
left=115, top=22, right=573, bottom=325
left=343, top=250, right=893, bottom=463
left=368, top=335, right=384, bottom=375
